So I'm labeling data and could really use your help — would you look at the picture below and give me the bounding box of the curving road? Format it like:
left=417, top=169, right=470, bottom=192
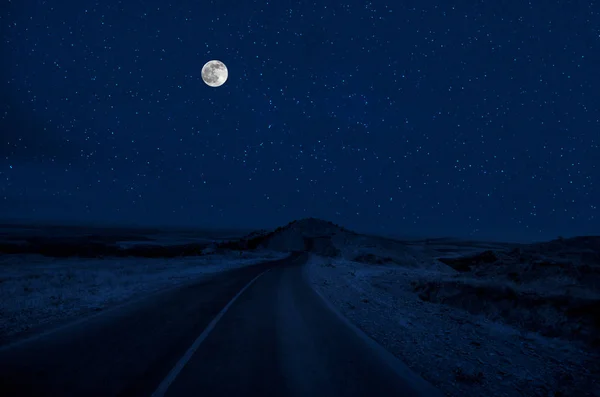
left=0, top=252, right=441, bottom=397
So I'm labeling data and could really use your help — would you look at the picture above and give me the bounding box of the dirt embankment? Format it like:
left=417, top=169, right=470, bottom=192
left=413, top=237, right=600, bottom=347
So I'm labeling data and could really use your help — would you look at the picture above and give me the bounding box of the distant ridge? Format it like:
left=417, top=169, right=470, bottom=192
left=219, top=217, right=355, bottom=256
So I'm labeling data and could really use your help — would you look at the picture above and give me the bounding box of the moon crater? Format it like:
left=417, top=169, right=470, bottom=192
left=202, top=60, right=228, bottom=87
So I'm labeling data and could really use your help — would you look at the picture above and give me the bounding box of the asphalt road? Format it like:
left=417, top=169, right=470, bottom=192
left=0, top=252, right=441, bottom=397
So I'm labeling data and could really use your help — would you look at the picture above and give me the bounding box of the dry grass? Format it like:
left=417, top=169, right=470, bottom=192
left=0, top=251, right=286, bottom=343
left=412, top=276, right=600, bottom=346
left=307, top=235, right=600, bottom=397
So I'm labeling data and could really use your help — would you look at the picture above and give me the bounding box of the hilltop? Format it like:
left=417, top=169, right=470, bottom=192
left=219, top=218, right=355, bottom=256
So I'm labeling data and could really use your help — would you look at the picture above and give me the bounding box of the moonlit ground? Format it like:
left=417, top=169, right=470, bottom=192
left=0, top=251, right=287, bottom=343
left=307, top=245, right=600, bottom=397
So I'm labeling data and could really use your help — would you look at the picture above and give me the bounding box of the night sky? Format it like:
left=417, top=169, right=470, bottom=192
left=1, top=1, right=599, bottom=241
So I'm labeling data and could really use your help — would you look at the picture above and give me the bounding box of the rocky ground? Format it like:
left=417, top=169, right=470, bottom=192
left=0, top=250, right=286, bottom=346
left=306, top=235, right=600, bottom=397
left=2, top=218, right=599, bottom=396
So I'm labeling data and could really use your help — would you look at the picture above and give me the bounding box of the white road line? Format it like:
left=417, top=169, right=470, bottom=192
left=151, top=269, right=270, bottom=397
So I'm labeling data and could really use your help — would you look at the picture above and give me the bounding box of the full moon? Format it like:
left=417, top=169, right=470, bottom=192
left=201, top=60, right=228, bottom=87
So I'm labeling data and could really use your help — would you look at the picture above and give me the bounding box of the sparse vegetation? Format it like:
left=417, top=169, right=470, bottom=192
left=1, top=252, right=286, bottom=344
left=453, top=367, right=485, bottom=384
left=0, top=238, right=213, bottom=258
left=353, top=253, right=398, bottom=265
left=413, top=278, right=600, bottom=346
left=308, top=233, right=600, bottom=397
left=3, top=220, right=599, bottom=396
left=417, top=237, right=600, bottom=346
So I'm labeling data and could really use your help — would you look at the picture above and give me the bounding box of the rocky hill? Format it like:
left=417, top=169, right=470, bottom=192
left=219, top=218, right=355, bottom=256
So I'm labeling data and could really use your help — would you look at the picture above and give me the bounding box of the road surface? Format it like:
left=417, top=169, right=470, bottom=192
left=0, top=252, right=441, bottom=397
